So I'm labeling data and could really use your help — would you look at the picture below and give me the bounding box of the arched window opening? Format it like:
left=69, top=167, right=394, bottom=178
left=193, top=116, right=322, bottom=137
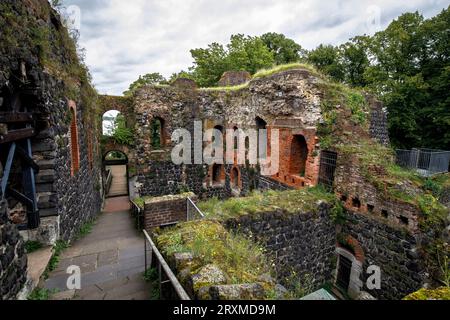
left=231, top=167, right=240, bottom=190
left=245, top=136, right=250, bottom=164
left=151, top=117, right=165, bottom=149
left=102, top=110, right=122, bottom=136
left=213, top=125, right=224, bottom=157
left=233, top=126, right=239, bottom=150
left=290, top=135, right=308, bottom=177
left=255, top=117, right=267, bottom=159
left=212, top=163, right=224, bottom=186
left=104, top=151, right=128, bottom=162
left=69, top=104, right=80, bottom=175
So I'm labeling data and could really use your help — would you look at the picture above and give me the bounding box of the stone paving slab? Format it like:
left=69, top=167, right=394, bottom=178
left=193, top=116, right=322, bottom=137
left=45, top=197, right=151, bottom=300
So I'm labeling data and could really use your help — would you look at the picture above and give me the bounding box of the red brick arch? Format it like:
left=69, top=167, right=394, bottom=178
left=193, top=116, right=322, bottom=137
left=337, top=235, right=365, bottom=263
left=230, top=166, right=242, bottom=190
left=68, top=100, right=80, bottom=176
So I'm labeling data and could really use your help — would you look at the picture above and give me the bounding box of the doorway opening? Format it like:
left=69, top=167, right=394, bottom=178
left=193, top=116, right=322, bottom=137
left=290, top=135, right=308, bottom=177
left=103, top=151, right=129, bottom=198
left=336, top=254, right=352, bottom=293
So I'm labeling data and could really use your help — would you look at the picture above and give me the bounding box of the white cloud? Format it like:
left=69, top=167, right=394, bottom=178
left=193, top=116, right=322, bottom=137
left=61, top=0, right=449, bottom=95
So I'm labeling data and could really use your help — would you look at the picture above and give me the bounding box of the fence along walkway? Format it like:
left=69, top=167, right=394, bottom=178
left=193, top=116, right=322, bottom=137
left=396, top=149, right=450, bottom=176
left=44, top=196, right=151, bottom=300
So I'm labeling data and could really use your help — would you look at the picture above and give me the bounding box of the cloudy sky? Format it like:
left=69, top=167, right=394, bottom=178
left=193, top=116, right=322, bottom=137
left=60, top=0, right=449, bottom=95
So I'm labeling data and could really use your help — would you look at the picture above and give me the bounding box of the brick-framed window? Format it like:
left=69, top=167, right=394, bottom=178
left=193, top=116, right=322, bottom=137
left=68, top=100, right=80, bottom=176
left=211, top=163, right=225, bottom=186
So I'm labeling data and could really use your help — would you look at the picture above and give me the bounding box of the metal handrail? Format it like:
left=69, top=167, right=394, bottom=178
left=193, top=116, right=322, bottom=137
left=105, top=169, right=113, bottom=196
left=143, top=230, right=191, bottom=300
left=187, top=197, right=205, bottom=221
left=130, top=199, right=143, bottom=230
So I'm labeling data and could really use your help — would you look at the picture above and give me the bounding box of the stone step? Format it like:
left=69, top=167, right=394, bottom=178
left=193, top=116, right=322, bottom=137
left=35, top=170, right=55, bottom=184
left=17, top=246, right=53, bottom=300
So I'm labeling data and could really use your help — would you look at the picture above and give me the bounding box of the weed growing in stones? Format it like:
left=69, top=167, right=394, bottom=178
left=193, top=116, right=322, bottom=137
left=28, top=288, right=58, bottom=300
left=25, top=241, right=43, bottom=254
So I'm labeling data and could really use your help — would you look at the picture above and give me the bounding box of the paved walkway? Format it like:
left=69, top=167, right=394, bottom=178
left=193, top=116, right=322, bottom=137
left=107, top=165, right=128, bottom=197
left=44, top=196, right=151, bottom=300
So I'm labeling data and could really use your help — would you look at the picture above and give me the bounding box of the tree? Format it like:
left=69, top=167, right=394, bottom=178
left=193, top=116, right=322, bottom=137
left=190, top=42, right=229, bottom=87
left=226, top=34, right=275, bottom=74
left=339, top=37, right=370, bottom=87
left=260, top=32, right=305, bottom=65
left=307, top=44, right=344, bottom=81
left=169, top=70, right=195, bottom=83
left=363, top=9, right=450, bottom=149
left=190, top=34, right=274, bottom=87
left=123, top=72, right=167, bottom=96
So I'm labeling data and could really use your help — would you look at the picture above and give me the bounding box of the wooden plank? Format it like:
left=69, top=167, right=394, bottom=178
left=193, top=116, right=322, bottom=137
left=0, top=112, right=34, bottom=123
left=0, top=128, right=36, bottom=144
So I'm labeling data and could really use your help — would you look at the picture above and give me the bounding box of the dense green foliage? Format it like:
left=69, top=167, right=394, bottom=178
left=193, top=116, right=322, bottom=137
left=123, top=72, right=167, bottom=96
left=109, top=114, right=134, bottom=146
left=306, top=8, right=450, bottom=150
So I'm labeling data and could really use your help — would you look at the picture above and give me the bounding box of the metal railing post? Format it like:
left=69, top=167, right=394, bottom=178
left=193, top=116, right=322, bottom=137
left=142, top=230, right=190, bottom=300
left=144, top=236, right=147, bottom=272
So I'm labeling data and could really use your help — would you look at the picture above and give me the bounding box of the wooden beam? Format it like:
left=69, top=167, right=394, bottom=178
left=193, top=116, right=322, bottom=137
left=0, top=128, right=36, bottom=144
left=0, top=112, right=34, bottom=123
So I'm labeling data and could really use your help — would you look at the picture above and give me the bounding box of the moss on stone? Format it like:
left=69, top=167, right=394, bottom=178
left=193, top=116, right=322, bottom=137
left=403, top=287, right=450, bottom=300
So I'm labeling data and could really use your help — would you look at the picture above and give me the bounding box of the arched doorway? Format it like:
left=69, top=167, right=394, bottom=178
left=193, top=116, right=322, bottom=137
left=102, top=110, right=123, bottom=137
left=103, top=150, right=129, bottom=198
left=290, top=135, right=308, bottom=177
left=230, top=166, right=241, bottom=197
left=255, top=117, right=267, bottom=160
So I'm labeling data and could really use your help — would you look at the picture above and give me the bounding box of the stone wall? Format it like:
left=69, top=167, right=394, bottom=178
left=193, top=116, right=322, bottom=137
left=368, top=97, right=390, bottom=146
left=224, top=202, right=336, bottom=291
left=144, top=193, right=195, bottom=230
left=258, top=176, right=293, bottom=191
left=334, top=153, right=422, bottom=233
left=0, top=1, right=102, bottom=245
left=342, top=212, right=425, bottom=300
left=132, top=69, right=328, bottom=200
left=0, top=198, right=27, bottom=300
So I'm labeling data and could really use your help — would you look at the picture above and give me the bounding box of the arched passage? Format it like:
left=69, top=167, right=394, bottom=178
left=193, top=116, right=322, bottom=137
left=103, top=150, right=129, bottom=198
left=102, top=110, right=123, bottom=136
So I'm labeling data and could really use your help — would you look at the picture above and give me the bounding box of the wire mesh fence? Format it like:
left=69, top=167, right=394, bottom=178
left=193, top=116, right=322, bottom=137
left=396, top=149, right=450, bottom=176
left=186, top=197, right=205, bottom=221
left=318, top=150, right=338, bottom=190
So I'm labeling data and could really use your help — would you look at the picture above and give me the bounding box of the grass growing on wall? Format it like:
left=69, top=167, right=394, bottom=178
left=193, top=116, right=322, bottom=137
left=252, top=63, right=319, bottom=79
left=156, top=220, right=274, bottom=292
left=338, top=140, right=449, bottom=242
left=197, top=187, right=335, bottom=220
